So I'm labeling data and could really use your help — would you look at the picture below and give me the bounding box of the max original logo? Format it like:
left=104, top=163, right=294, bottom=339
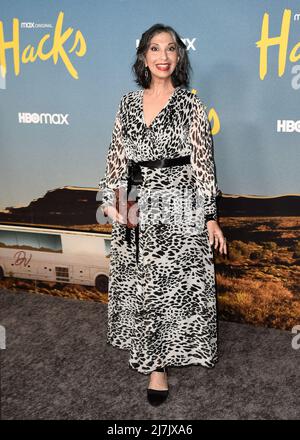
left=0, top=11, right=87, bottom=80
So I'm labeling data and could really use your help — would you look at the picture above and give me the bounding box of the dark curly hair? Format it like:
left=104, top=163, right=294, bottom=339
left=132, top=23, right=192, bottom=89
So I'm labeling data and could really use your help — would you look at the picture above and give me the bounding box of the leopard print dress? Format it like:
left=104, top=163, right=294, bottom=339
left=98, top=86, right=221, bottom=375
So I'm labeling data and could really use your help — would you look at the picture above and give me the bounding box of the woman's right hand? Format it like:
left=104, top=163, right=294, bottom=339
left=102, top=205, right=126, bottom=224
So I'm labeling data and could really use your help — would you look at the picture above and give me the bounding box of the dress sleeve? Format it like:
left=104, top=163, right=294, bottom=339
left=189, top=96, right=221, bottom=223
left=98, top=96, right=128, bottom=211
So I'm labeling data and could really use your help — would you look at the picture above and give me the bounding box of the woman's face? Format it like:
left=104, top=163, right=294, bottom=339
left=144, top=32, right=179, bottom=82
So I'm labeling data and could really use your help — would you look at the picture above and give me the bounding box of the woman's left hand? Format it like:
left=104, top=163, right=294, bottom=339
left=206, top=220, right=227, bottom=255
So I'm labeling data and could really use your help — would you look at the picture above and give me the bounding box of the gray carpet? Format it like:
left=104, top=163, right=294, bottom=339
left=0, top=288, right=299, bottom=420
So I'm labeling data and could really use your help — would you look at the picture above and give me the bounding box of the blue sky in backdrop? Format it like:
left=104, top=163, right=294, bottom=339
left=0, top=0, right=299, bottom=209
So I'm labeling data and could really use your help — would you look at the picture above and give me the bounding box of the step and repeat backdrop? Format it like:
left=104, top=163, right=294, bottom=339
left=0, top=0, right=299, bottom=330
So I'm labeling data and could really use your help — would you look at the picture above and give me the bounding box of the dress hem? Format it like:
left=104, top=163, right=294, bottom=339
left=106, top=339, right=218, bottom=375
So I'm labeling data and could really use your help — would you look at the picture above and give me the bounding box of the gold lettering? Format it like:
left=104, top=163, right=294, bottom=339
left=256, top=9, right=291, bottom=80
left=22, top=45, right=39, bottom=63
left=290, top=41, right=300, bottom=62
left=37, top=35, right=52, bottom=61
left=0, top=18, right=20, bottom=76
left=69, top=30, right=87, bottom=56
left=208, top=108, right=220, bottom=136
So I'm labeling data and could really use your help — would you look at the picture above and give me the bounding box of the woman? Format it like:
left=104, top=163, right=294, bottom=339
left=98, top=23, right=227, bottom=406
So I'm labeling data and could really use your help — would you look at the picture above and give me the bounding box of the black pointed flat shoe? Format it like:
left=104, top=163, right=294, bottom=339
left=147, top=366, right=169, bottom=406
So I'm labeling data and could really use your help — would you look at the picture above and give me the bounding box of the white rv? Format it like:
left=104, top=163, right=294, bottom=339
left=0, top=224, right=111, bottom=293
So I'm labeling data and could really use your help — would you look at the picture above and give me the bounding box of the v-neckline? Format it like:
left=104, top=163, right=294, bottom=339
left=140, top=86, right=179, bottom=129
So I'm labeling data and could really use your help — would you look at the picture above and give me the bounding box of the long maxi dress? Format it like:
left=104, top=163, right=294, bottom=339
left=98, top=86, right=221, bottom=375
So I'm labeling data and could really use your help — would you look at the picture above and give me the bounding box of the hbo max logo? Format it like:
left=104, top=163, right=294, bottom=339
left=136, top=37, right=197, bottom=50
left=18, top=112, right=69, bottom=124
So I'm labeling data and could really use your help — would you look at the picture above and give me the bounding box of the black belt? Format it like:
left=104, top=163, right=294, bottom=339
left=125, top=154, right=191, bottom=263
